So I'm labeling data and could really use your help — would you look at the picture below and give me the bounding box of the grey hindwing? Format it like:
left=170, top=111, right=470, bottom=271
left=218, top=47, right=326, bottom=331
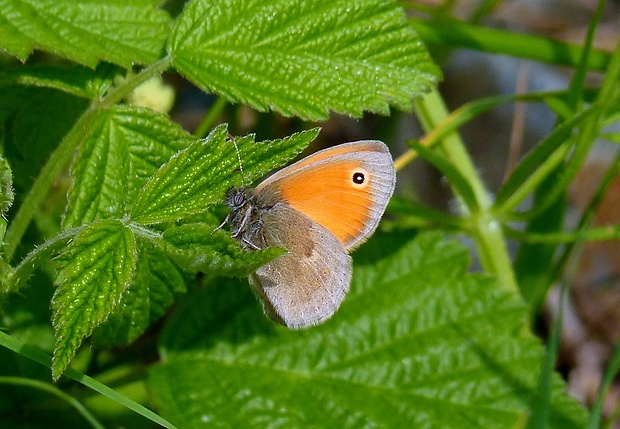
left=250, top=201, right=352, bottom=329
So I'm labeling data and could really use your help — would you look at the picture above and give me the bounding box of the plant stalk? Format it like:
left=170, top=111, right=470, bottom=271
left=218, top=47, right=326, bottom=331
left=414, top=89, right=518, bottom=293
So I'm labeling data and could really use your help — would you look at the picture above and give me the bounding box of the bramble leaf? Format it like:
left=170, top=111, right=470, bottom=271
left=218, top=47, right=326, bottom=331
left=157, top=223, right=286, bottom=277
left=0, top=0, right=170, bottom=67
left=64, top=106, right=195, bottom=228
left=169, top=0, right=440, bottom=119
left=130, top=124, right=319, bottom=225
left=51, top=220, right=137, bottom=380
left=94, top=240, right=186, bottom=347
left=0, top=63, right=121, bottom=99
left=149, top=231, right=587, bottom=428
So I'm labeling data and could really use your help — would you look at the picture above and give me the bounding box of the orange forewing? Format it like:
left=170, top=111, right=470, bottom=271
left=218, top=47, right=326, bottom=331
left=262, top=142, right=382, bottom=184
left=265, top=159, right=374, bottom=248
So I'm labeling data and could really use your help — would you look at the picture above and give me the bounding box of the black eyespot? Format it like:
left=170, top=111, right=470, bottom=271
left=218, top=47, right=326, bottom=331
left=352, top=172, right=365, bottom=184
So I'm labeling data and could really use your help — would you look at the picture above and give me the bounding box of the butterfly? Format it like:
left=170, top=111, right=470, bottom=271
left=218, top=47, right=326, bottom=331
left=226, top=140, right=396, bottom=329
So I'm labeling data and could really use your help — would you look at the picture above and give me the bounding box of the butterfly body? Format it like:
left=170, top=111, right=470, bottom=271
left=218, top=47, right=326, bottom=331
left=226, top=140, right=395, bottom=329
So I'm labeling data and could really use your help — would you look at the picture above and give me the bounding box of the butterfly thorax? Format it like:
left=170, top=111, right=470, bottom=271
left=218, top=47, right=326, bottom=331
left=225, top=187, right=277, bottom=251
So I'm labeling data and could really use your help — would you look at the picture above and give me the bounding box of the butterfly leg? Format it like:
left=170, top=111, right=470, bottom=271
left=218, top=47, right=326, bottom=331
left=212, top=214, right=230, bottom=235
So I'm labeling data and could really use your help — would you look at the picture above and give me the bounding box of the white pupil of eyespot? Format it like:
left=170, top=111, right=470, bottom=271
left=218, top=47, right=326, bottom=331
left=353, top=172, right=365, bottom=184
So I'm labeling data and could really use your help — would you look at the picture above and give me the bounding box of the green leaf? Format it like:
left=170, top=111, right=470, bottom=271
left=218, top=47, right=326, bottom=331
left=0, top=0, right=171, bottom=68
left=94, top=239, right=186, bottom=347
left=169, top=0, right=440, bottom=120
left=149, top=231, right=586, bottom=428
left=493, top=106, right=596, bottom=214
left=51, top=220, right=137, bottom=380
left=64, top=105, right=195, bottom=228
left=0, top=63, right=121, bottom=99
left=131, top=124, right=319, bottom=225
left=156, top=223, right=286, bottom=277
left=409, top=19, right=611, bottom=72
left=2, top=88, right=88, bottom=191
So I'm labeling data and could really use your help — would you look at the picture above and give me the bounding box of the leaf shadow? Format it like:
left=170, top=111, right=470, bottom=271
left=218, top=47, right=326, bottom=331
left=452, top=323, right=584, bottom=428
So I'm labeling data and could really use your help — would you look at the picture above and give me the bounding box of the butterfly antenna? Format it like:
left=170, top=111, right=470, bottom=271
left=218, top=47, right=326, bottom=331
left=213, top=133, right=245, bottom=236
left=228, top=133, right=247, bottom=187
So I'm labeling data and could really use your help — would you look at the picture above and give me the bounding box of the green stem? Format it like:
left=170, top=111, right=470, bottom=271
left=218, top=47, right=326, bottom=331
left=102, top=57, right=173, bottom=108
left=0, top=376, right=105, bottom=429
left=549, top=146, right=620, bottom=287
left=3, top=107, right=99, bottom=261
left=526, top=278, right=568, bottom=428
left=194, top=96, right=228, bottom=138
left=413, top=89, right=518, bottom=293
left=394, top=91, right=566, bottom=172
left=505, top=224, right=620, bottom=243
left=5, top=227, right=80, bottom=293
left=3, top=57, right=173, bottom=261
left=496, top=144, right=571, bottom=218
left=548, top=39, right=620, bottom=285
left=0, top=331, right=177, bottom=429
left=504, top=225, right=620, bottom=244
left=588, top=342, right=620, bottom=429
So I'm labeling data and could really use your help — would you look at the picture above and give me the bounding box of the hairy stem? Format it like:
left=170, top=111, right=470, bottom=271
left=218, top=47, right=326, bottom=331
left=3, top=57, right=173, bottom=261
